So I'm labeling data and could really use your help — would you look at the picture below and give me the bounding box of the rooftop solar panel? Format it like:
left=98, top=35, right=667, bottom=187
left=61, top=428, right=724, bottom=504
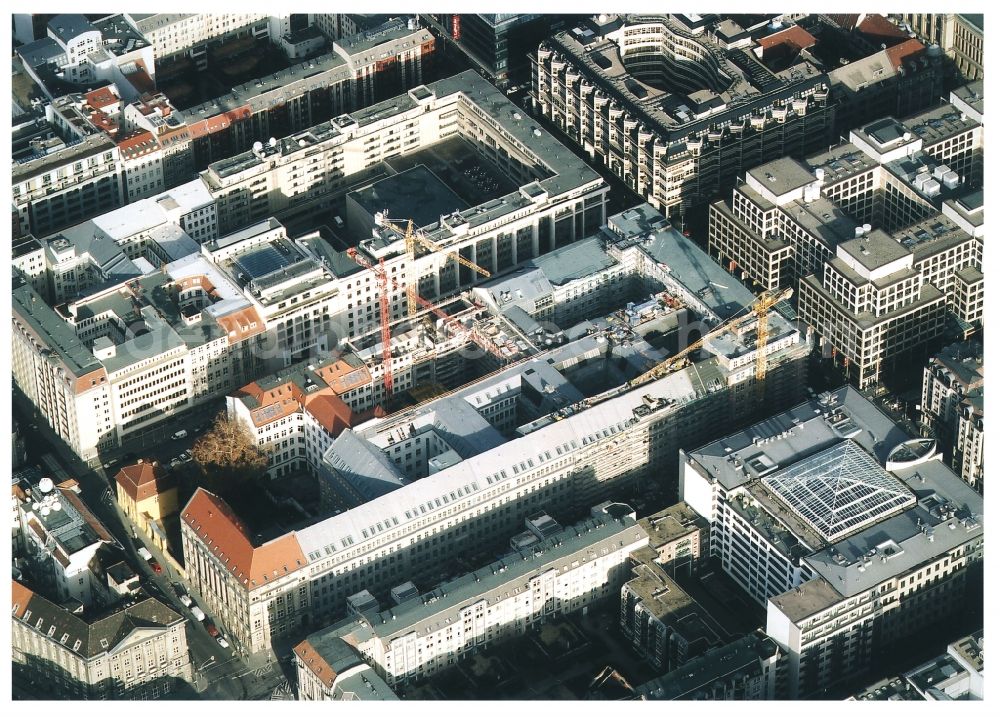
left=235, top=245, right=295, bottom=279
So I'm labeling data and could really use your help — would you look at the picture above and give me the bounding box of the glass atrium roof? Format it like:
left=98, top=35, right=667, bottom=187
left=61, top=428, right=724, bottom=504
left=762, top=440, right=915, bottom=543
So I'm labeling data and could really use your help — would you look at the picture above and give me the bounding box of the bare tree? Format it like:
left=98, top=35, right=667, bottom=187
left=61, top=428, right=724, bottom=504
left=190, top=413, right=268, bottom=494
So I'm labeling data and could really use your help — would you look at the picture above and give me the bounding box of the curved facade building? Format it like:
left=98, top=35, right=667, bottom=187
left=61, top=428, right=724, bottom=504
left=533, top=14, right=836, bottom=218
left=614, top=17, right=738, bottom=96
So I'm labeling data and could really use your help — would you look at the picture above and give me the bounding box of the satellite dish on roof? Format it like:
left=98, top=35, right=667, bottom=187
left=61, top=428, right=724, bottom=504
left=269, top=137, right=278, bottom=147
left=31, top=502, right=40, bottom=511
left=52, top=501, right=62, bottom=512
left=39, top=477, right=54, bottom=494
left=40, top=506, right=50, bottom=517
left=598, top=14, right=608, bottom=22
left=252, top=141, right=263, bottom=153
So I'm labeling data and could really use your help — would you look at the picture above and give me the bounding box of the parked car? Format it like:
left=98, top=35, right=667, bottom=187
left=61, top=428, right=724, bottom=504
left=206, top=623, right=219, bottom=638
left=179, top=594, right=193, bottom=608
left=148, top=559, right=162, bottom=574
left=172, top=430, right=188, bottom=440
left=102, top=459, right=119, bottom=471
left=137, top=547, right=153, bottom=561
left=191, top=606, right=206, bottom=621
left=179, top=451, right=193, bottom=462
left=217, top=635, right=229, bottom=649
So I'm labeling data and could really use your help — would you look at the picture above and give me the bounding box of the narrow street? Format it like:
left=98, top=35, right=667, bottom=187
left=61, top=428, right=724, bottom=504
left=13, top=394, right=289, bottom=700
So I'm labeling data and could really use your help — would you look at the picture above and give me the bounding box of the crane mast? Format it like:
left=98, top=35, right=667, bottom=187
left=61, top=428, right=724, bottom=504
left=347, top=248, right=396, bottom=404
left=375, top=214, right=492, bottom=314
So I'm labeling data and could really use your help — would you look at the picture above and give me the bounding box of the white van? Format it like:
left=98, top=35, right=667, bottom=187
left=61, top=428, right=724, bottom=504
left=137, top=547, right=152, bottom=561
left=333, top=215, right=344, bottom=229
left=191, top=606, right=206, bottom=621
left=172, top=430, right=188, bottom=440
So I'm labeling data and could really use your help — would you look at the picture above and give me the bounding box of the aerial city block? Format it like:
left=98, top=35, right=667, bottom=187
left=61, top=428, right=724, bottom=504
left=10, top=11, right=984, bottom=702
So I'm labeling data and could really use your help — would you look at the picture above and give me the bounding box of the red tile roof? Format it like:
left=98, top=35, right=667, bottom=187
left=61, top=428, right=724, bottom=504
left=294, top=639, right=337, bottom=689
left=181, top=488, right=307, bottom=590
left=74, top=367, right=109, bottom=395
left=89, top=110, right=119, bottom=137
left=123, top=59, right=155, bottom=95
left=84, top=86, right=118, bottom=110
left=115, top=462, right=175, bottom=503
left=187, top=105, right=252, bottom=139
left=303, top=391, right=354, bottom=434
left=886, top=38, right=927, bottom=70
left=825, top=14, right=861, bottom=30
left=758, top=25, right=817, bottom=53
left=857, top=14, right=908, bottom=46
left=117, top=130, right=159, bottom=158
left=250, top=396, right=300, bottom=426
left=314, top=359, right=372, bottom=396
left=217, top=306, right=267, bottom=345
left=11, top=581, right=34, bottom=619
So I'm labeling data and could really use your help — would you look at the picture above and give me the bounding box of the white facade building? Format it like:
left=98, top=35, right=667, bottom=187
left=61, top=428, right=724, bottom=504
left=681, top=386, right=984, bottom=697
left=118, top=131, right=165, bottom=202
left=295, top=503, right=647, bottom=687
left=16, top=477, right=114, bottom=606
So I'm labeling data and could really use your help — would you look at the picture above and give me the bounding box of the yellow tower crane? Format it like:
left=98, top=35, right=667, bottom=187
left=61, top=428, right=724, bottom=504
left=627, top=287, right=793, bottom=390
left=375, top=214, right=491, bottom=314
left=754, top=286, right=792, bottom=400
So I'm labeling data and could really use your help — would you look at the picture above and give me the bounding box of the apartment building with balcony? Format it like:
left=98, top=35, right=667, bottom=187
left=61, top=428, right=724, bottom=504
left=636, top=632, right=785, bottom=700
left=533, top=14, right=835, bottom=218
left=201, top=70, right=607, bottom=336
left=919, top=342, right=984, bottom=491
left=620, top=551, right=726, bottom=672
left=163, top=19, right=434, bottom=172
left=12, top=132, right=124, bottom=238
left=294, top=503, right=647, bottom=689
left=125, top=13, right=270, bottom=67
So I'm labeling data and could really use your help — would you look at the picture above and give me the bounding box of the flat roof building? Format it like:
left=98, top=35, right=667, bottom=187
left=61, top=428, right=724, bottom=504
left=12, top=246, right=268, bottom=462
left=182, top=283, right=809, bottom=654
left=295, top=503, right=647, bottom=689
left=346, top=165, right=469, bottom=233
left=681, top=386, right=983, bottom=697
left=637, top=632, right=784, bottom=700
left=166, top=18, right=434, bottom=173
left=533, top=14, right=837, bottom=217
left=200, top=70, right=608, bottom=359
left=16, top=476, right=114, bottom=607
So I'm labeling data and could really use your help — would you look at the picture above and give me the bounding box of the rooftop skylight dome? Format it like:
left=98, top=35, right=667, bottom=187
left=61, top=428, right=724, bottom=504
left=762, top=440, right=916, bottom=543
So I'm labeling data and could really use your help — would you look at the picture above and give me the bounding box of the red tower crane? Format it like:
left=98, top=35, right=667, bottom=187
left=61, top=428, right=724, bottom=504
left=347, top=248, right=396, bottom=403
left=406, top=287, right=506, bottom=360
